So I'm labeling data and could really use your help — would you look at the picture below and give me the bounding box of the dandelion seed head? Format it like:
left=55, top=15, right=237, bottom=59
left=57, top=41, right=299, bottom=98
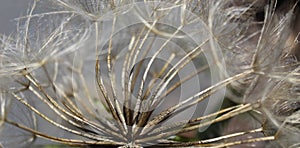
left=0, top=0, right=299, bottom=147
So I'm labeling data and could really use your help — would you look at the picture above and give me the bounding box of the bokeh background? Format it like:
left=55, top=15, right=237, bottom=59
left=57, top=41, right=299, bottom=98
left=0, top=0, right=30, bottom=35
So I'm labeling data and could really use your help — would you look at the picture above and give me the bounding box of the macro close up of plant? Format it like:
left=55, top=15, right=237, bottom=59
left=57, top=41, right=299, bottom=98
left=0, top=0, right=299, bottom=147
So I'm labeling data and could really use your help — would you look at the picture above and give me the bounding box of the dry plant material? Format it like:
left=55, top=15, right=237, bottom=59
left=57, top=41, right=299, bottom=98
left=0, top=0, right=299, bottom=147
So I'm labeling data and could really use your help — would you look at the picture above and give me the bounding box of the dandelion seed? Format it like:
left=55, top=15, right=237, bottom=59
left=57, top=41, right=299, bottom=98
left=223, top=0, right=295, bottom=104
left=261, top=62, right=300, bottom=147
left=55, top=0, right=133, bottom=21
left=0, top=92, right=37, bottom=148
left=0, top=0, right=299, bottom=147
